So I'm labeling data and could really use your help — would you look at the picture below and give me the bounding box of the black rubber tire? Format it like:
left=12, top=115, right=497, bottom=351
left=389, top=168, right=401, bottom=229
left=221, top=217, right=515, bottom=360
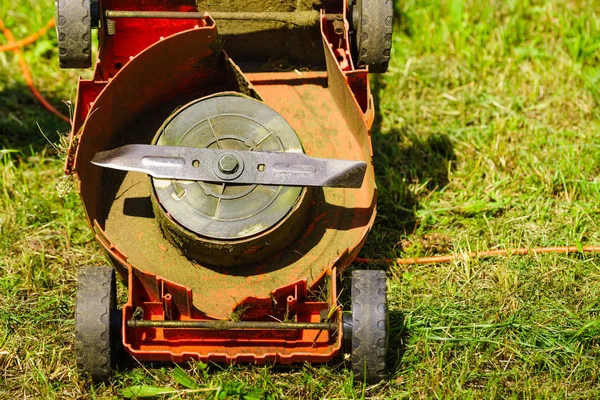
left=55, top=0, right=92, bottom=68
left=75, top=265, right=117, bottom=381
left=354, top=0, right=393, bottom=73
left=351, top=269, right=388, bottom=384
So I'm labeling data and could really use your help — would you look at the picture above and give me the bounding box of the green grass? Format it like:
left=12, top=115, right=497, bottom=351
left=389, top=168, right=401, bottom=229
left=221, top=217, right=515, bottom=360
left=1, top=0, right=600, bottom=398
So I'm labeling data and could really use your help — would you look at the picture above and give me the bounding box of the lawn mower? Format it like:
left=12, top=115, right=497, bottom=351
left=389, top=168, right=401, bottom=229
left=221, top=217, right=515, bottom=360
left=56, top=0, right=393, bottom=383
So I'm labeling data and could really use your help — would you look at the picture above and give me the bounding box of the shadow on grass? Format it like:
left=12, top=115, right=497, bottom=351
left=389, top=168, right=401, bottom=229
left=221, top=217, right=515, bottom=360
left=0, top=83, right=71, bottom=154
left=387, top=310, right=408, bottom=375
left=361, top=75, right=455, bottom=258
left=356, top=75, right=453, bottom=377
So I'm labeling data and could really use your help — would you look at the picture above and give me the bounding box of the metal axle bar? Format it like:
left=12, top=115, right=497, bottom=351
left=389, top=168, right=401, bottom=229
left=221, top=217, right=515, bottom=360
left=104, top=10, right=335, bottom=26
left=127, top=319, right=337, bottom=331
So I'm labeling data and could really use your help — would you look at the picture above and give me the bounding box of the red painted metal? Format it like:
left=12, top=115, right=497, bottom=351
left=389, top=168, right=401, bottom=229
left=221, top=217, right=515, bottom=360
left=121, top=268, right=341, bottom=363
left=68, top=0, right=374, bottom=364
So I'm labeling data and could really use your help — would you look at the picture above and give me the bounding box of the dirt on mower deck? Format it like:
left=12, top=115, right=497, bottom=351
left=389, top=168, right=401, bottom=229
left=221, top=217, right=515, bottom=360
left=102, top=73, right=375, bottom=319
left=196, top=0, right=330, bottom=66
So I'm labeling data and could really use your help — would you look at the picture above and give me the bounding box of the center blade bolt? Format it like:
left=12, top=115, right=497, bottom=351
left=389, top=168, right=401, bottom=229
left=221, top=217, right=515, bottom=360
left=218, top=154, right=239, bottom=174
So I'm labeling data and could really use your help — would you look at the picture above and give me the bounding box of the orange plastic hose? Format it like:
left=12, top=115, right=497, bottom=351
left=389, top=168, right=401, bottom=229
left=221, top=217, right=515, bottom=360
left=0, top=18, right=70, bottom=123
left=0, top=18, right=55, bottom=52
left=354, top=246, right=600, bottom=265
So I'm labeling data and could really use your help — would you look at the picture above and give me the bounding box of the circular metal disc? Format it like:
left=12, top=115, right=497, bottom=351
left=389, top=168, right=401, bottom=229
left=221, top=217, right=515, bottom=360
left=152, top=93, right=304, bottom=240
left=55, top=0, right=92, bottom=68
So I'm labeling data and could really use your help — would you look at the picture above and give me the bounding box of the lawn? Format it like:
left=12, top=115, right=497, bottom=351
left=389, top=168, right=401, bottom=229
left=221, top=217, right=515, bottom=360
left=1, top=0, right=600, bottom=398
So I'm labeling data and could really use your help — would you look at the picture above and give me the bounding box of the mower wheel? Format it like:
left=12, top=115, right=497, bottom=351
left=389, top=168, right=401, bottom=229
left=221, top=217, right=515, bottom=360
left=75, top=265, right=120, bottom=381
left=351, top=269, right=388, bottom=384
left=352, top=0, right=393, bottom=73
left=55, top=0, right=92, bottom=68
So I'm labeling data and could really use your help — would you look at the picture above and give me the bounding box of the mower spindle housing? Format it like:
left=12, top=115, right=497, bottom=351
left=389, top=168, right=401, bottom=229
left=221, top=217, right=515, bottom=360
left=150, top=93, right=311, bottom=267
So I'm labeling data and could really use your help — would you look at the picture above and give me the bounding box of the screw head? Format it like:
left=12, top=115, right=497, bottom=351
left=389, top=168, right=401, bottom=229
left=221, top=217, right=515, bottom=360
left=218, top=154, right=239, bottom=174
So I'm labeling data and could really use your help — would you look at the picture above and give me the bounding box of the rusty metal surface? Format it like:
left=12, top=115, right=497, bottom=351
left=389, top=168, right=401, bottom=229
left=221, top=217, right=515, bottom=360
left=193, top=0, right=334, bottom=66
left=74, top=23, right=225, bottom=224
left=128, top=320, right=336, bottom=330
left=105, top=10, right=323, bottom=27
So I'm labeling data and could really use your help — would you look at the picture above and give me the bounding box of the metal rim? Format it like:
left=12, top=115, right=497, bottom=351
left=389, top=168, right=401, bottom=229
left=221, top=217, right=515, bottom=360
left=55, top=0, right=92, bottom=68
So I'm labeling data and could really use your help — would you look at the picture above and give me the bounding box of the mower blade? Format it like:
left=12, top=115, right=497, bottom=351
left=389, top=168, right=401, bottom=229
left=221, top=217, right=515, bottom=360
left=91, top=144, right=367, bottom=188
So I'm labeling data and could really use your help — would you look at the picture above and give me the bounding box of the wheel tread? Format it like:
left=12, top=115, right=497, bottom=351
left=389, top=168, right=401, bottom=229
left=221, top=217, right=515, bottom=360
left=356, top=0, right=394, bottom=72
left=351, top=269, right=388, bottom=384
left=55, top=0, right=92, bottom=68
left=75, top=265, right=115, bottom=381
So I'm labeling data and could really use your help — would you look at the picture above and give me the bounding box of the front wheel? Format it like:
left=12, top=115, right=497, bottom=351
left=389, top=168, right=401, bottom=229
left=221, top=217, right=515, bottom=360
left=75, top=265, right=120, bottom=381
left=350, top=269, right=388, bottom=384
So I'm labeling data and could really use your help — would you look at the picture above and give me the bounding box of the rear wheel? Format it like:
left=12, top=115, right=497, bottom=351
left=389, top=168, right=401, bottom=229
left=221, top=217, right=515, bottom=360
left=75, top=265, right=120, bottom=381
left=350, top=269, right=388, bottom=384
left=55, top=0, right=92, bottom=68
left=352, top=0, right=394, bottom=73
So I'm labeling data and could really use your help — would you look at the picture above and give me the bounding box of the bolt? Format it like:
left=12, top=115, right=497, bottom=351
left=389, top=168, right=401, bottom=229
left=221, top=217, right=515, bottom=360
left=218, top=154, right=239, bottom=174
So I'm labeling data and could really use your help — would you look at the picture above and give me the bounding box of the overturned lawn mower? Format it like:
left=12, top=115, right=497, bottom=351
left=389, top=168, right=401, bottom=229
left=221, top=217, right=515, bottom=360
left=57, top=0, right=392, bottom=384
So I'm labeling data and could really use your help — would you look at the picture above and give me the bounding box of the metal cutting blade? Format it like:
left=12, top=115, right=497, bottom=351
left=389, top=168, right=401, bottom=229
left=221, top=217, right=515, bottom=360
left=91, top=144, right=367, bottom=188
